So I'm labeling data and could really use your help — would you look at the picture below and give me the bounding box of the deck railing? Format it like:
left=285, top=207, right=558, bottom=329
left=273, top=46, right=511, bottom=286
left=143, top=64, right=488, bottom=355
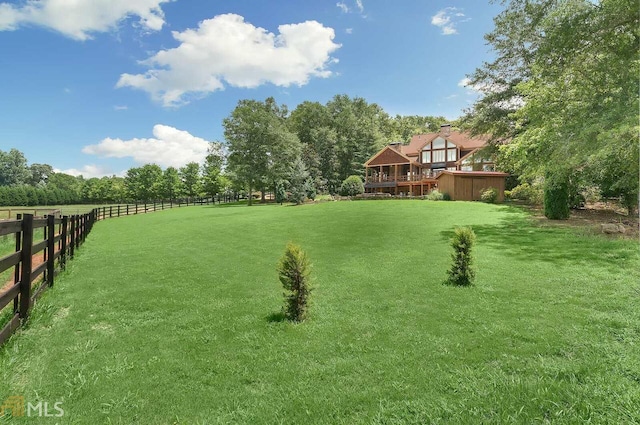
left=365, top=170, right=443, bottom=184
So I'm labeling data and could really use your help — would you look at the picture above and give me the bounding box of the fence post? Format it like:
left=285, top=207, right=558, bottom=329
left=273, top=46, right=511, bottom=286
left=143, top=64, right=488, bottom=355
left=81, top=214, right=86, bottom=244
left=153, top=201, right=156, bottom=212
left=47, top=215, right=55, bottom=287
left=19, top=214, right=34, bottom=320
left=13, top=214, right=22, bottom=313
left=61, top=216, right=68, bottom=270
left=126, top=205, right=129, bottom=216
left=70, top=215, right=76, bottom=257
left=110, top=206, right=113, bottom=218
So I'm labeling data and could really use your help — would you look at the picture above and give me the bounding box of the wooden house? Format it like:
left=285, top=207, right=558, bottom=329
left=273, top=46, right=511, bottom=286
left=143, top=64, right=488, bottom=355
left=364, top=124, right=503, bottom=197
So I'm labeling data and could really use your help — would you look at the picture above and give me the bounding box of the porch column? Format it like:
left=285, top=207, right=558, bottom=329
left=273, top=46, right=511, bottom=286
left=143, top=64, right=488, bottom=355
left=379, top=165, right=382, bottom=182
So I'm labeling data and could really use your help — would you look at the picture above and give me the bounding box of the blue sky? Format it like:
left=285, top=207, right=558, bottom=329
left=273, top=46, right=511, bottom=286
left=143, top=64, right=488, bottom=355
left=0, top=0, right=502, bottom=177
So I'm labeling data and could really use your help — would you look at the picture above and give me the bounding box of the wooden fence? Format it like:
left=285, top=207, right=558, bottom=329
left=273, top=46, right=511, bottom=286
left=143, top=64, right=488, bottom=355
left=0, top=198, right=218, bottom=347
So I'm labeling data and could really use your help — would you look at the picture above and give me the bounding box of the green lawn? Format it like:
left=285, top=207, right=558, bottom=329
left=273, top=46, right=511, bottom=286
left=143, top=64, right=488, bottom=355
left=0, top=201, right=638, bottom=424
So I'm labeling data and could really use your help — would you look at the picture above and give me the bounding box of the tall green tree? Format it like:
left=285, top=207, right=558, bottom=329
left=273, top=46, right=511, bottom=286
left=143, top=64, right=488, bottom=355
left=463, top=0, right=639, bottom=214
left=326, top=95, right=389, bottom=182
left=0, top=149, right=30, bottom=186
left=27, top=163, right=54, bottom=187
left=224, top=97, right=301, bottom=205
left=179, top=162, right=202, bottom=198
left=161, top=167, right=181, bottom=201
left=202, top=142, right=225, bottom=199
left=125, top=164, right=163, bottom=202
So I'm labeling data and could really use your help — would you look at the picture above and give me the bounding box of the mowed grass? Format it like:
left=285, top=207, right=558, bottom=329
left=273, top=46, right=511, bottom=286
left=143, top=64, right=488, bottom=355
left=0, top=201, right=638, bottom=424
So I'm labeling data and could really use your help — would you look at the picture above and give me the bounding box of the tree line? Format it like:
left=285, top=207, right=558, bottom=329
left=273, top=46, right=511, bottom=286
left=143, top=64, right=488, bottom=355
left=0, top=145, right=227, bottom=206
left=1, top=95, right=446, bottom=206
left=223, top=94, right=447, bottom=205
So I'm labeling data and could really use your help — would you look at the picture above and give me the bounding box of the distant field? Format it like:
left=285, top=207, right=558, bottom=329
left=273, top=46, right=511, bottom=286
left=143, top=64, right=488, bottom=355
left=0, top=204, right=116, bottom=220
left=0, top=201, right=638, bottom=424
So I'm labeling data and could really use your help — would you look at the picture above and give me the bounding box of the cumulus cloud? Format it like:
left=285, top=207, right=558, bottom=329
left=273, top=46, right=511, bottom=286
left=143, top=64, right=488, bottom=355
left=116, top=14, right=341, bottom=107
left=54, top=164, right=117, bottom=178
left=431, top=7, right=469, bottom=35
left=0, top=0, right=169, bottom=40
left=82, top=124, right=212, bottom=168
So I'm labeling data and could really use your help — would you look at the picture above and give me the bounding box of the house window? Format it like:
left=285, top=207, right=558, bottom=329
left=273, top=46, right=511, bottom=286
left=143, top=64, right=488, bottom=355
left=447, top=149, right=457, bottom=161
left=432, top=150, right=445, bottom=163
left=422, top=151, right=431, bottom=163
left=432, top=138, right=446, bottom=149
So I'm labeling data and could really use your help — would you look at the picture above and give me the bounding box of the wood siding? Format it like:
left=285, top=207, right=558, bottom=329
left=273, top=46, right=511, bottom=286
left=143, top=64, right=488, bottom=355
left=368, top=147, right=410, bottom=166
left=437, top=174, right=506, bottom=202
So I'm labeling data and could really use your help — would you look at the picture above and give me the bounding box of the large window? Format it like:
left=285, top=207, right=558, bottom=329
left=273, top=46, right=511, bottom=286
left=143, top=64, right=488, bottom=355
left=421, top=138, right=457, bottom=164
left=432, top=138, right=446, bottom=149
left=432, top=150, right=445, bottom=163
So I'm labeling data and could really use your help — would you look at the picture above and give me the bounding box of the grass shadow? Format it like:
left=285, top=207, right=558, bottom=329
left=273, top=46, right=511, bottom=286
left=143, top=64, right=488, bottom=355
left=266, top=312, right=286, bottom=323
left=440, top=214, right=638, bottom=271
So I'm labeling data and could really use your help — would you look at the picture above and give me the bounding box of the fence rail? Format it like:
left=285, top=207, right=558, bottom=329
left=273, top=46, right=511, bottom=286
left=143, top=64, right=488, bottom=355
left=0, top=197, right=219, bottom=347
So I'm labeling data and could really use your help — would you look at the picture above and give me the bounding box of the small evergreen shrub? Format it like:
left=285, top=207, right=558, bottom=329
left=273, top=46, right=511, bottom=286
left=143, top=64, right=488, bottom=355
left=305, top=178, right=316, bottom=201
left=340, top=175, right=364, bottom=197
left=277, top=243, right=312, bottom=322
left=544, top=173, right=570, bottom=220
left=442, top=192, right=451, bottom=201
left=427, top=189, right=444, bottom=201
left=288, top=185, right=306, bottom=205
left=480, top=187, right=498, bottom=203
left=447, top=227, right=476, bottom=286
left=275, top=181, right=287, bottom=204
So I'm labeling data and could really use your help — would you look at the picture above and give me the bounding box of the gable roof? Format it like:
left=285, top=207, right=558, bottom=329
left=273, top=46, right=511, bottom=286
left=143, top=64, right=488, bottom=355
left=401, top=131, right=489, bottom=155
left=365, top=145, right=416, bottom=166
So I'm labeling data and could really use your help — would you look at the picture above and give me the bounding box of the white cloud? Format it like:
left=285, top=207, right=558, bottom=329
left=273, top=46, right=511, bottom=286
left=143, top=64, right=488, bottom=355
left=431, top=7, right=469, bottom=35
left=54, top=164, right=117, bottom=178
left=458, top=77, right=524, bottom=108
left=345, top=28, right=353, bottom=34
left=82, top=124, right=212, bottom=168
left=336, top=2, right=350, bottom=13
left=458, top=77, right=473, bottom=89
left=0, top=0, right=170, bottom=40
left=113, top=105, right=129, bottom=111
left=336, top=1, right=364, bottom=15
left=117, top=14, right=340, bottom=107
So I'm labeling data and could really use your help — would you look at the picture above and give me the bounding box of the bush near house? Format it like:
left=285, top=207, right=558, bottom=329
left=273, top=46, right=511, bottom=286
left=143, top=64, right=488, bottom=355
left=480, top=187, right=498, bottom=203
left=339, top=175, right=364, bottom=197
left=507, top=182, right=544, bottom=204
left=427, top=189, right=444, bottom=201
